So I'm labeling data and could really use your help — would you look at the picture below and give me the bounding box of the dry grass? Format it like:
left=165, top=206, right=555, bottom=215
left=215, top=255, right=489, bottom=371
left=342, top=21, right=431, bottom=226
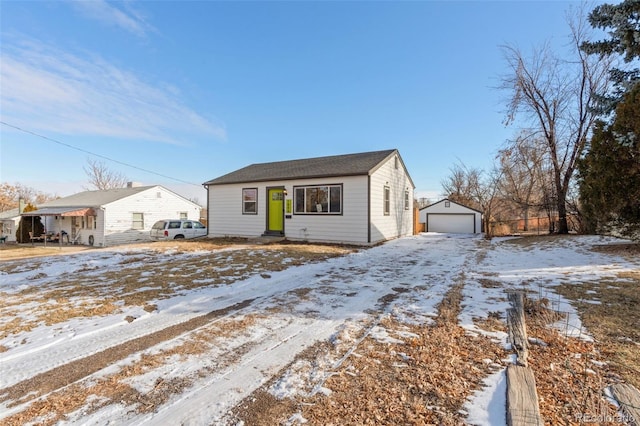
left=0, top=241, right=356, bottom=339
left=500, top=234, right=575, bottom=248
left=3, top=237, right=638, bottom=425
left=553, top=271, right=640, bottom=389
left=1, top=314, right=265, bottom=425
left=233, top=283, right=507, bottom=425
left=0, top=244, right=95, bottom=260
left=297, top=318, right=505, bottom=425
left=524, top=298, right=622, bottom=425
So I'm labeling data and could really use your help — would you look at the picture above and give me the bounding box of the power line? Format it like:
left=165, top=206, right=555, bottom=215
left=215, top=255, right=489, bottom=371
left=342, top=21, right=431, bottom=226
left=1, top=121, right=202, bottom=187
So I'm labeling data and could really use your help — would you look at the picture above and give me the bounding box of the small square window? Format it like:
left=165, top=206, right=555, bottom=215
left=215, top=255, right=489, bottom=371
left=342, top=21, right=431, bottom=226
left=132, top=213, right=144, bottom=230
left=445, top=201, right=451, bottom=208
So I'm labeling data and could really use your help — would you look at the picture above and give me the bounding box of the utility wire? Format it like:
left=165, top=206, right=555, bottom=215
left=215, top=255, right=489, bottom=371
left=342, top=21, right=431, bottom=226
left=1, top=120, right=202, bottom=187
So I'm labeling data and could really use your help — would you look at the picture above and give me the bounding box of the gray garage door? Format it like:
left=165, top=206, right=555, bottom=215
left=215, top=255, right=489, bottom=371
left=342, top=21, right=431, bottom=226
left=427, top=214, right=475, bottom=233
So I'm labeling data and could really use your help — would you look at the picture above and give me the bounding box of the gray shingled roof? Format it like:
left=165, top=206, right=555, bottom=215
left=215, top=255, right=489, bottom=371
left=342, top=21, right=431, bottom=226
left=39, top=186, right=156, bottom=208
left=204, top=149, right=399, bottom=185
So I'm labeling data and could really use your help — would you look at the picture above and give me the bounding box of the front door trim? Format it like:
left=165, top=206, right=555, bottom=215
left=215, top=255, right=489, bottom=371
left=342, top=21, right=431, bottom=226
left=264, top=186, right=285, bottom=236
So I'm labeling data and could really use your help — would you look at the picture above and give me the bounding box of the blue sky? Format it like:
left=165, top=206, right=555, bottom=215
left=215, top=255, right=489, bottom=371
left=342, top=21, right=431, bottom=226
left=1, top=0, right=596, bottom=204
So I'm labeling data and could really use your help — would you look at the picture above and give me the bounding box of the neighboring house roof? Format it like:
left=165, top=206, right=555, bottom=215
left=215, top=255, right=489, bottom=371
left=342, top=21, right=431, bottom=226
left=39, top=186, right=155, bottom=208
left=22, top=186, right=200, bottom=216
left=0, top=208, right=20, bottom=220
left=204, top=149, right=414, bottom=186
left=21, top=207, right=97, bottom=217
left=420, top=198, right=483, bottom=214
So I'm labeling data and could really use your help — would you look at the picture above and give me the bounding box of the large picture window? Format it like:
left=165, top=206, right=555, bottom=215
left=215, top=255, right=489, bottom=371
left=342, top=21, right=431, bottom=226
left=242, top=188, right=258, bottom=214
left=294, top=184, right=342, bottom=214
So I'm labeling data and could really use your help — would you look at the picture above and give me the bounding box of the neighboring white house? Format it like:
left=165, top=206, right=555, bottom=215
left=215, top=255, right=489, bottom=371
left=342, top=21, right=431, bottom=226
left=419, top=199, right=483, bottom=234
left=0, top=208, right=21, bottom=243
left=203, top=149, right=416, bottom=245
left=21, top=185, right=201, bottom=247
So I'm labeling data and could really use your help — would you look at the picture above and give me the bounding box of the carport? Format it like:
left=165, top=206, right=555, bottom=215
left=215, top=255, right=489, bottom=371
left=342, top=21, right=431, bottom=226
left=419, top=199, right=482, bottom=234
left=21, top=207, right=95, bottom=246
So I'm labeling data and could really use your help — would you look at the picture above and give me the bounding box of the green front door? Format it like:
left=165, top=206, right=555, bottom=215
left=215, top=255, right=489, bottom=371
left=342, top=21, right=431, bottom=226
left=267, top=188, right=284, bottom=234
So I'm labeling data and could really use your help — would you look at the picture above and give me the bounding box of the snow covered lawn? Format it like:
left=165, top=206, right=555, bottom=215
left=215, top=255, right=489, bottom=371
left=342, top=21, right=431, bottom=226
left=0, top=234, right=637, bottom=425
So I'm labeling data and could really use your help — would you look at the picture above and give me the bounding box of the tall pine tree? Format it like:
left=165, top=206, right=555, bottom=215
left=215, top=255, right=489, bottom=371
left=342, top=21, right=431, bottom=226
left=579, top=1, right=640, bottom=240
left=578, top=83, right=640, bottom=240
left=581, top=0, right=640, bottom=110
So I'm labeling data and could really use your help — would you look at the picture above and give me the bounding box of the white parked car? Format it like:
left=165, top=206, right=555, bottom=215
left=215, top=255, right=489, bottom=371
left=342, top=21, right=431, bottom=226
left=150, top=219, right=207, bottom=240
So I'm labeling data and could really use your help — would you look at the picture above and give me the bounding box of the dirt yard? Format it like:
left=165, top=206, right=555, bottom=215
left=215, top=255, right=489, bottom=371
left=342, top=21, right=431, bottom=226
left=0, top=235, right=638, bottom=425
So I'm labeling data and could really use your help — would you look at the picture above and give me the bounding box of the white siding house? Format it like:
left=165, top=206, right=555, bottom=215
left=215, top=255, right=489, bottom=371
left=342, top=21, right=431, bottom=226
left=419, top=199, right=483, bottom=234
left=0, top=208, right=21, bottom=243
left=203, top=149, right=415, bottom=245
left=22, top=185, right=201, bottom=247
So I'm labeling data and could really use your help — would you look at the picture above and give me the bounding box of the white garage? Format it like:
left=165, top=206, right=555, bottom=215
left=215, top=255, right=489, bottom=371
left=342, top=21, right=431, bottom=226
left=419, top=199, right=482, bottom=234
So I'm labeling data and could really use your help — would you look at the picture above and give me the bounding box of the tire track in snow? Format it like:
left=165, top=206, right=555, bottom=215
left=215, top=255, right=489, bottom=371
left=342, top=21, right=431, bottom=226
left=132, top=235, right=483, bottom=424
left=0, top=298, right=255, bottom=404
left=1, top=234, right=484, bottom=424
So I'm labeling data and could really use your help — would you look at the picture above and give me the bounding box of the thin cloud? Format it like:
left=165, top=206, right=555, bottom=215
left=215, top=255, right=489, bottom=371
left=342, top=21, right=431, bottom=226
left=0, top=37, right=226, bottom=144
left=72, top=0, right=154, bottom=38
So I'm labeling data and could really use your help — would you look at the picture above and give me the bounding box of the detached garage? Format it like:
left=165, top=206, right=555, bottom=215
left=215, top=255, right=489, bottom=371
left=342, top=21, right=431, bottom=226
left=419, top=199, right=482, bottom=234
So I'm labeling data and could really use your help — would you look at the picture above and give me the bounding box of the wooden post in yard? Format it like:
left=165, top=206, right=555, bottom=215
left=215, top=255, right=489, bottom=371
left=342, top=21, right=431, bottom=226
left=610, top=383, right=640, bottom=425
left=507, top=365, right=543, bottom=426
left=506, top=289, right=543, bottom=425
left=507, top=290, right=528, bottom=366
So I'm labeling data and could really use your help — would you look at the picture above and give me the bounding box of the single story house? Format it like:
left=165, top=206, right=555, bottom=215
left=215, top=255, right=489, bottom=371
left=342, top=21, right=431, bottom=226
left=419, top=199, right=482, bottom=234
left=0, top=208, right=21, bottom=243
left=21, top=184, right=201, bottom=247
left=203, top=149, right=415, bottom=245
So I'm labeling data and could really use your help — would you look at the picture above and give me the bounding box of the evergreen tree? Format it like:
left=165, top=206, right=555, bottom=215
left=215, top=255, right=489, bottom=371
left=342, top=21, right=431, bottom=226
left=578, top=83, right=640, bottom=240
left=581, top=0, right=640, bottom=110
left=15, top=203, right=45, bottom=243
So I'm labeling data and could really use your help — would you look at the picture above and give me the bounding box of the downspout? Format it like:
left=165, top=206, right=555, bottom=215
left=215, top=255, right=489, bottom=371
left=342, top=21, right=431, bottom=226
left=204, top=184, right=210, bottom=237
left=367, top=175, right=371, bottom=244
left=100, top=207, right=106, bottom=247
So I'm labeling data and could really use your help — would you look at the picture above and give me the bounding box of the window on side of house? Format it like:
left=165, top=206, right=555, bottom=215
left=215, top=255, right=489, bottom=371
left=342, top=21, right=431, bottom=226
left=404, top=190, right=410, bottom=210
left=132, top=213, right=144, bottom=230
left=294, top=184, right=342, bottom=214
left=179, top=212, right=188, bottom=220
left=445, top=201, right=451, bottom=208
left=242, top=188, right=258, bottom=214
left=383, top=186, right=390, bottom=216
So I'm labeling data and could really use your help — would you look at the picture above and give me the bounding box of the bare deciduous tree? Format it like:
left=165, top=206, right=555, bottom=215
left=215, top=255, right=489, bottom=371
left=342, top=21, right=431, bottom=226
left=440, top=163, right=478, bottom=208
left=501, top=7, right=613, bottom=234
left=84, top=158, right=128, bottom=190
left=0, top=182, right=56, bottom=212
left=441, top=162, right=504, bottom=237
left=498, top=132, right=547, bottom=231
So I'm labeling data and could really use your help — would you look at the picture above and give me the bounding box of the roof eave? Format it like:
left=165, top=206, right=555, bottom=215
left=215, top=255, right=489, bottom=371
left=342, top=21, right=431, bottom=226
left=204, top=171, right=370, bottom=186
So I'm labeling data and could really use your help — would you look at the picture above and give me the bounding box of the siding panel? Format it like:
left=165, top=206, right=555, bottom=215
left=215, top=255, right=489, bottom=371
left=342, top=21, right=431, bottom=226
left=369, top=155, right=414, bottom=243
left=103, top=187, right=201, bottom=246
left=208, top=176, right=370, bottom=244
